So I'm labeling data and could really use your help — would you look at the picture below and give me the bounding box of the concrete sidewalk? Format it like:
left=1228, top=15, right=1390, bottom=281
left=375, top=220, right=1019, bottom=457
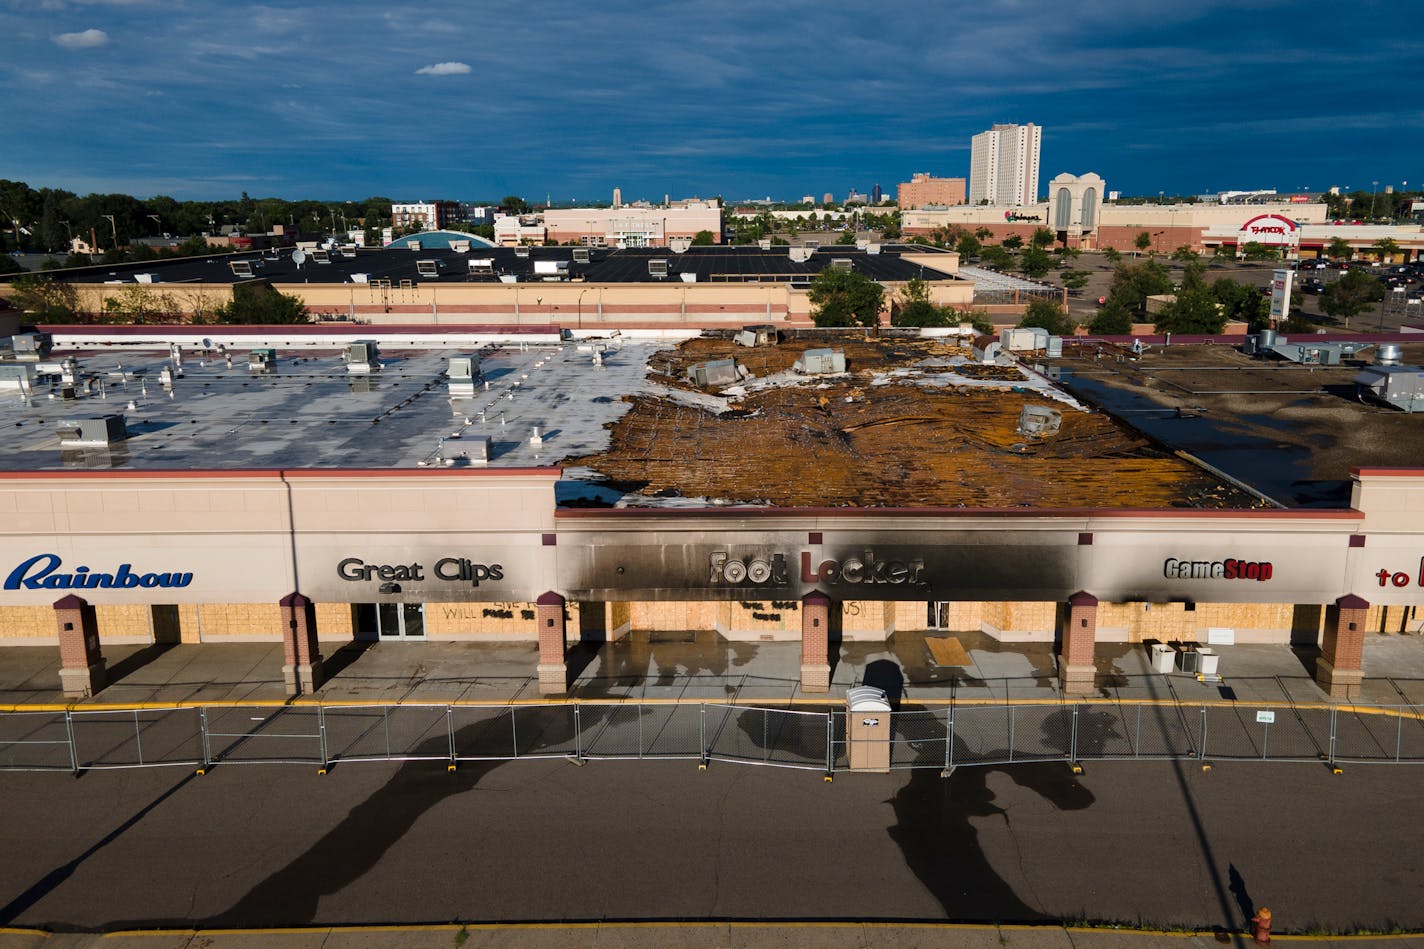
left=3, top=630, right=1424, bottom=709
left=6, top=923, right=1424, bottom=948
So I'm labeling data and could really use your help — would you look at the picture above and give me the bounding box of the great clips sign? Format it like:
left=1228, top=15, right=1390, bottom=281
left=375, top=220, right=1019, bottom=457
left=5, top=553, right=194, bottom=591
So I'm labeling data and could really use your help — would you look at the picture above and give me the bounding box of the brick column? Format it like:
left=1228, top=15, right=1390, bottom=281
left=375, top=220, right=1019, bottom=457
left=800, top=590, right=832, bottom=692
left=536, top=591, right=568, bottom=695
left=54, top=594, right=105, bottom=698
left=278, top=592, right=323, bottom=696
left=1059, top=591, right=1098, bottom=696
left=1317, top=594, right=1367, bottom=700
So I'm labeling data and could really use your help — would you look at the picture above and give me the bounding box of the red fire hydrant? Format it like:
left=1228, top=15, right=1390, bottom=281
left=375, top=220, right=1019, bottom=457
left=1250, top=906, right=1272, bottom=946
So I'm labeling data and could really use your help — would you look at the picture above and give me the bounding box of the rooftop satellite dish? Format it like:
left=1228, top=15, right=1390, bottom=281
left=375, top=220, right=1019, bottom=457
left=292, top=249, right=307, bottom=266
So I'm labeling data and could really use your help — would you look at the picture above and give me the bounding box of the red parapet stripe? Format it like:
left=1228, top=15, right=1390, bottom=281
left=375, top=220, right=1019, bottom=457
left=0, top=466, right=562, bottom=481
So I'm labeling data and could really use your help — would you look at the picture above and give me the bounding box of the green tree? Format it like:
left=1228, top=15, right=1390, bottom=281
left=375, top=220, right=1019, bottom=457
left=1373, top=237, right=1401, bottom=262
left=1102, top=247, right=1122, bottom=263
left=979, top=244, right=1016, bottom=271
left=1060, top=269, right=1090, bottom=293
left=893, top=277, right=950, bottom=327
left=1210, top=278, right=1269, bottom=330
left=1002, top=234, right=1024, bottom=251
left=2, top=273, right=81, bottom=321
left=1319, top=269, right=1385, bottom=327
left=1105, top=258, right=1173, bottom=313
left=1134, top=231, right=1153, bottom=256
left=0, top=254, right=25, bottom=275
left=955, top=234, right=981, bottom=260
left=1019, top=245, right=1052, bottom=279
left=1326, top=236, right=1352, bottom=260
left=1170, top=246, right=1199, bottom=264
left=691, top=230, right=716, bottom=245
left=1156, top=287, right=1226, bottom=334
left=1030, top=227, right=1055, bottom=249
left=1240, top=241, right=1280, bottom=261
left=807, top=267, right=884, bottom=328
left=215, top=283, right=310, bottom=324
left=1088, top=299, right=1133, bottom=335
left=835, top=229, right=858, bottom=246
left=499, top=195, right=530, bottom=216
left=1018, top=296, right=1074, bottom=336
left=1212, top=244, right=1235, bottom=262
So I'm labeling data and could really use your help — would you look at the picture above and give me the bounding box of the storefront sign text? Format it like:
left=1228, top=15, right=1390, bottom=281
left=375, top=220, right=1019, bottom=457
left=708, top=550, right=926, bottom=587
left=5, top=553, right=193, bottom=591
left=337, top=557, right=504, bottom=588
left=1163, top=557, right=1274, bottom=582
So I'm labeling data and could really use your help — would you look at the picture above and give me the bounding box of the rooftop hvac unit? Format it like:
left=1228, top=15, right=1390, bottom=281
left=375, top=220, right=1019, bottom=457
left=648, top=259, right=669, bottom=278
left=449, top=240, right=471, bottom=253
left=686, top=359, right=744, bottom=388
left=679, top=271, right=697, bottom=283
left=464, top=434, right=492, bottom=463
left=856, top=239, right=869, bottom=250
left=792, top=348, right=846, bottom=374
left=0, top=363, right=38, bottom=390
left=668, top=236, right=692, bottom=253
left=134, top=273, right=156, bottom=284
left=351, top=273, right=370, bottom=283
left=447, top=354, right=482, bottom=396
left=1377, top=343, right=1403, bottom=366
left=534, top=259, right=569, bottom=276
left=1001, top=327, right=1048, bottom=352
left=866, top=243, right=881, bottom=255
left=734, top=324, right=778, bottom=347
left=10, top=332, right=52, bottom=361
left=758, top=238, right=772, bottom=250
left=830, top=258, right=853, bottom=271
left=346, top=339, right=381, bottom=373
left=416, top=259, right=443, bottom=278
left=514, top=246, right=530, bottom=258
left=789, top=246, right=814, bottom=263
left=469, top=258, right=495, bottom=272
left=248, top=348, right=277, bottom=372
left=311, top=250, right=332, bottom=264
left=407, top=241, right=422, bottom=251
left=572, top=247, right=591, bottom=264
left=1353, top=365, right=1424, bottom=412
left=498, top=274, right=518, bottom=283
left=1016, top=405, right=1062, bottom=437
left=229, top=260, right=256, bottom=277
left=57, top=414, right=127, bottom=448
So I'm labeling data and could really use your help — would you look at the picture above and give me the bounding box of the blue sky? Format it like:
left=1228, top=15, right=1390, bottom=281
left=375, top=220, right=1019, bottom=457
left=2, top=0, right=1421, bottom=203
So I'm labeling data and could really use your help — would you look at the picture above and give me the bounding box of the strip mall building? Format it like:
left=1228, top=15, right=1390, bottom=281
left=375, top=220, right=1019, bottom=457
left=5, top=466, right=1422, bottom=702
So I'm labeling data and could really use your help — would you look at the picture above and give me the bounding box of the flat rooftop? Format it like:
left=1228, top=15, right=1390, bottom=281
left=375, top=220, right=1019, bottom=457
left=0, top=331, right=1259, bottom=510
left=2, top=337, right=678, bottom=472
left=40, top=245, right=958, bottom=288
left=1053, top=337, right=1424, bottom=508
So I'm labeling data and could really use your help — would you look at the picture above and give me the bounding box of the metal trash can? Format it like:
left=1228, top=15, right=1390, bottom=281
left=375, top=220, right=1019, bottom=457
left=1149, top=643, right=1175, bottom=674
left=847, top=685, right=892, bottom=773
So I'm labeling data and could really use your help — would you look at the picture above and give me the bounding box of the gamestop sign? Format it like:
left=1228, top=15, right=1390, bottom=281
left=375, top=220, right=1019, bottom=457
left=1239, top=213, right=1299, bottom=246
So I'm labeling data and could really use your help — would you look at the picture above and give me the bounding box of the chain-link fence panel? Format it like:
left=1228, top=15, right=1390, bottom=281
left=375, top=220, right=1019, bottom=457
left=1008, top=705, right=1074, bottom=763
left=579, top=704, right=702, bottom=759
left=704, top=705, right=828, bottom=770
left=946, top=705, right=1014, bottom=767
left=201, top=705, right=323, bottom=765
left=1126, top=702, right=1200, bottom=759
left=1331, top=706, right=1424, bottom=763
left=448, top=704, right=578, bottom=761
left=0, top=710, right=73, bottom=771
left=321, top=704, right=452, bottom=763
left=888, top=709, right=949, bottom=770
left=1073, top=703, right=1138, bottom=759
left=70, top=707, right=202, bottom=769
left=1200, top=705, right=1326, bottom=762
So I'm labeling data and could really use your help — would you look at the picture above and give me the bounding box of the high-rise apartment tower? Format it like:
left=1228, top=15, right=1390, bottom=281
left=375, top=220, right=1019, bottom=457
left=968, top=123, right=1041, bottom=206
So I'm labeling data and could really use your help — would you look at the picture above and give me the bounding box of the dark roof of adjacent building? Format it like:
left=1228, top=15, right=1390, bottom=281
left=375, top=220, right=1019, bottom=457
left=29, top=245, right=959, bottom=288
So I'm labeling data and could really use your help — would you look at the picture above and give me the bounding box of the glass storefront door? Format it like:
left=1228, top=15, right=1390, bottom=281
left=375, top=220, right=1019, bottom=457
left=356, top=602, right=427, bottom=639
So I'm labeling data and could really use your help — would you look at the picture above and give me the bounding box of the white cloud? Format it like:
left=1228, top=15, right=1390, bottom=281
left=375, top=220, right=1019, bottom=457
left=53, top=27, right=109, bottom=48
left=415, top=61, right=470, bottom=76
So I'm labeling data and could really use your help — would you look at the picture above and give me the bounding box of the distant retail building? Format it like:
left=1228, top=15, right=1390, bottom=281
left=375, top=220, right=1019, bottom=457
left=392, top=201, right=461, bottom=232
left=897, top=173, right=967, bottom=210
left=538, top=202, right=723, bottom=248
left=969, top=123, right=1041, bottom=207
